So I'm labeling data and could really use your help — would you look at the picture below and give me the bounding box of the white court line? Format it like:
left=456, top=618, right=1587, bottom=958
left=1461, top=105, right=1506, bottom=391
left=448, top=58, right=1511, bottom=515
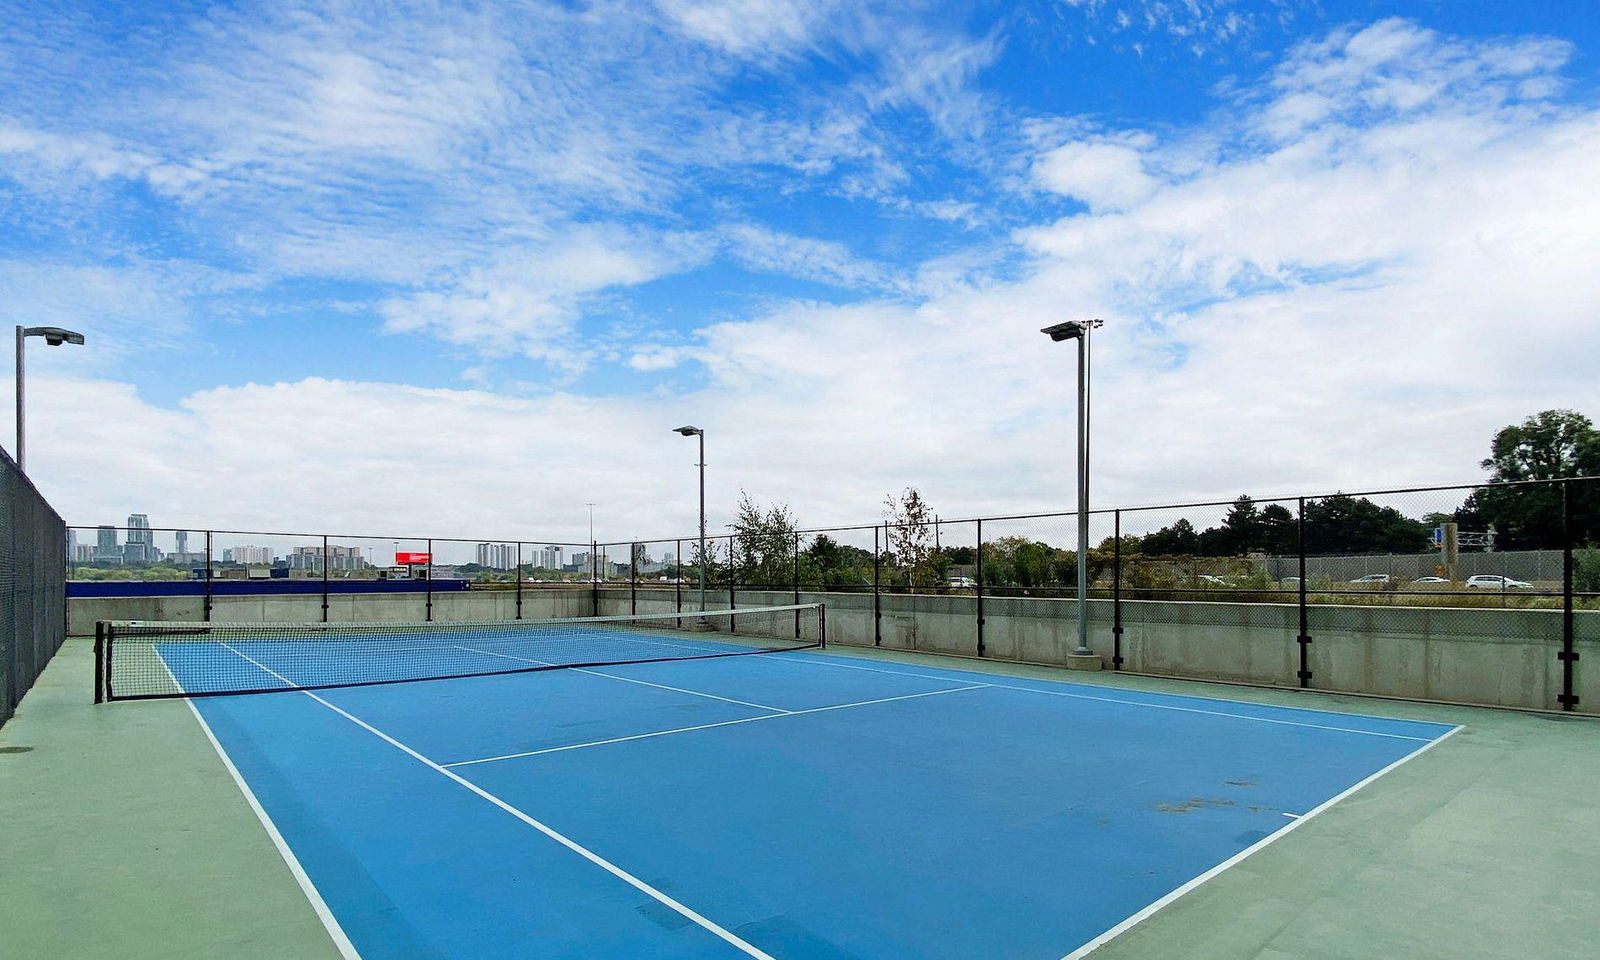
left=214, top=643, right=783, bottom=960
left=454, top=644, right=790, bottom=713
left=443, top=684, right=991, bottom=768
left=155, top=651, right=363, bottom=960
left=1058, top=724, right=1464, bottom=960
left=769, top=654, right=1439, bottom=742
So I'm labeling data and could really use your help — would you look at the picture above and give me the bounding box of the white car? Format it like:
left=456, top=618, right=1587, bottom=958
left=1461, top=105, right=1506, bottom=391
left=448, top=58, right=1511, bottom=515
left=946, top=576, right=977, bottom=588
left=1465, top=575, right=1532, bottom=589
left=1349, top=574, right=1394, bottom=584
left=1411, top=576, right=1449, bottom=584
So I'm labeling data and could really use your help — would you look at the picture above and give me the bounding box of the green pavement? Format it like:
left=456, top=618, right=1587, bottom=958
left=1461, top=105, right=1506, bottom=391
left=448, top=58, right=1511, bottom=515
left=0, top=638, right=345, bottom=960
left=2, top=638, right=1596, bottom=959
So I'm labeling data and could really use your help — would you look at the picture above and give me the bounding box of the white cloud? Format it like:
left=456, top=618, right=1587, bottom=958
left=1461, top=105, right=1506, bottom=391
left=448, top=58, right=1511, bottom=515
left=655, top=0, right=845, bottom=59
left=1032, top=135, right=1161, bottom=211
left=378, top=226, right=711, bottom=364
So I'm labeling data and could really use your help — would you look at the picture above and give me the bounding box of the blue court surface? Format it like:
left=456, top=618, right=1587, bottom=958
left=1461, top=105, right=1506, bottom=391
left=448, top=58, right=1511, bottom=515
left=175, top=639, right=1458, bottom=960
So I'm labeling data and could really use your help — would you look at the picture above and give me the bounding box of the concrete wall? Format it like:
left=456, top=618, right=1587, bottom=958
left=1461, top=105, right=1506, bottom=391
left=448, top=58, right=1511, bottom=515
left=69, top=588, right=590, bottom=636
left=606, top=586, right=1594, bottom=714
left=75, top=585, right=1595, bottom=715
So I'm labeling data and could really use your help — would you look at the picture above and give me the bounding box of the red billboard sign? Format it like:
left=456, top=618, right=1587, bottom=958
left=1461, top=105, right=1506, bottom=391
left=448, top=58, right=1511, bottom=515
left=395, top=552, right=432, bottom=565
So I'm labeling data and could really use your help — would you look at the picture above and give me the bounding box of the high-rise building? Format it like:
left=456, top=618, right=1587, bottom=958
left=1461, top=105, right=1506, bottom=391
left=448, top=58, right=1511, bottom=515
left=175, top=530, right=188, bottom=555
left=95, top=526, right=121, bottom=562
left=223, top=545, right=274, bottom=565
left=287, top=545, right=368, bottom=572
left=72, top=544, right=95, bottom=562
left=475, top=543, right=516, bottom=570
left=124, top=514, right=154, bottom=562
left=539, top=545, right=564, bottom=570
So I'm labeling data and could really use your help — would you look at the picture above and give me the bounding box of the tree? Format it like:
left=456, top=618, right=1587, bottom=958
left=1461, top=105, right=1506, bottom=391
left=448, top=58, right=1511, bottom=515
left=1467, top=410, right=1600, bottom=549
left=801, top=534, right=873, bottom=587
left=1142, top=518, right=1200, bottom=556
left=883, top=488, right=940, bottom=587
left=730, top=491, right=798, bottom=587
left=1303, top=494, right=1430, bottom=555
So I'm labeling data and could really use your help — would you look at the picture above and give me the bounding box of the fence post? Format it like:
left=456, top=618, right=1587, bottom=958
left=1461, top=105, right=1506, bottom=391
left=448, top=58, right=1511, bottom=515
left=1559, top=479, right=1579, bottom=711
left=1112, top=510, right=1123, bottom=670
left=630, top=542, right=638, bottom=616
left=590, top=541, right=598, bottom=616
left=793, top=530, right=801, bottom=639
left=425, top=538, right=433, bottom=622
left=321, top=534, right=329, bottom=623
left=975, top=519, right=985, bottom=656
left=675, top=538, right=682, bottom=623
left=515, top=542, right=523, bottom=620
left=1296, top=497, right=1311, bottom=688
left=873, top=525, right=882, bottom=646
left=203, top=530, right=213, bottom=622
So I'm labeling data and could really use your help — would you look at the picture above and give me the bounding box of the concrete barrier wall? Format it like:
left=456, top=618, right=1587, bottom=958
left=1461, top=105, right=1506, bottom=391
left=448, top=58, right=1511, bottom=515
left=74, top=586, right=1594, bottom=714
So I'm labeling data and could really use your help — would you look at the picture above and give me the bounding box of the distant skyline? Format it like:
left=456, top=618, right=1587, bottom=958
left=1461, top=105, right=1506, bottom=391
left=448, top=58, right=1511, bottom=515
left=4, top=2, right=1598, bottom=543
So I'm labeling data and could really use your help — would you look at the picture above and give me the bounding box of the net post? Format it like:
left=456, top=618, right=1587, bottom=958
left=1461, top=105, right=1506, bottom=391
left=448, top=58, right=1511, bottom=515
left=203, top=530, right=213, bottom=622
left=793, top=531, right=801, bottom=639
left=1111, top=509, right=1123, bottom=670
left=727, top=538, right=737, bottom=634
left=1296, top=497, right=1312, bottom=687
left=819, top=602, right=827, bottom=649
left=93, top=621, right=105, bottom=704
left=425, top=538, right=434, bottom=622
left=1559, top=478, right=1579, bottom=711
left=675, top=538, right=682, bottom=629
left=516, top=542, right=523, bottom=620
left=321, top=534, right=330, bottom=623
left=102, top=622, right=115, bottom=702
left=975, top=520, right=985, bottom=656
left=873, top=524, right=882, bottom=646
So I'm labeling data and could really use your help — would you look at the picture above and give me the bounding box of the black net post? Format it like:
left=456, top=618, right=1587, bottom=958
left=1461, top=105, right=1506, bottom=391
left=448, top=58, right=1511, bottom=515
left=515, top=542, right=523, bottom=620
left=873, top=524, right=882, bottom=646
left=93, top=621, right=105, bottom=704
left=793, top=531, right=801, bottom=639
left=726, top=538, right=737, bottom=633
left=321, top=535, right=330, bottom=623
left=204, top=530, right=213, bottom=622
left=1112, top=509, right=1124, bottom=669
left=675, top=538, right=682, bottom=618
left=1296, top=497, right=1311, bottom=687
left=975, top=518, right=985, bottom=656
left=425, top=538, right=433, bottom=622
left=1559, top=479, right=1579, bottom=711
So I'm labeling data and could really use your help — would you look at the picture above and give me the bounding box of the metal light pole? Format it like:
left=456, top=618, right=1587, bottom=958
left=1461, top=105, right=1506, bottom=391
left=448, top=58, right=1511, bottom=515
left=15, top=326, right=86, bottom=472
left=1041, top=319, right=1103, bottom=665
left=674, top=426, right=707, bottom=621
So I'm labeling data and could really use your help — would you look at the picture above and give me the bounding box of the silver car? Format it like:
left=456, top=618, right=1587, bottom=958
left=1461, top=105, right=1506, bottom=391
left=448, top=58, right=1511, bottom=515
left=1465, top=574, right=1532, bottom=589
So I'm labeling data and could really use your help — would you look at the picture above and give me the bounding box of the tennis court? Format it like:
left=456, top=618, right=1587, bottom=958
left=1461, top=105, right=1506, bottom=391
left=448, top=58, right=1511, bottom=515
left=87, top=603, right=1458, bottom=960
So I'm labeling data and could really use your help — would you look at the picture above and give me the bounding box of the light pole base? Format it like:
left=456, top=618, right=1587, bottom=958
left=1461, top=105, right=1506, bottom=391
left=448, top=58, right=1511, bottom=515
left=691, top=618, right=715, bottom=632
left=1065, top=652, right=1102, bottom=671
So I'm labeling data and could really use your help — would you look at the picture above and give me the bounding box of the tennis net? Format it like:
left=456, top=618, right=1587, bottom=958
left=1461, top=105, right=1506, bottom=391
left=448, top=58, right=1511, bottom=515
left=95, top=603, right=825, bottom=701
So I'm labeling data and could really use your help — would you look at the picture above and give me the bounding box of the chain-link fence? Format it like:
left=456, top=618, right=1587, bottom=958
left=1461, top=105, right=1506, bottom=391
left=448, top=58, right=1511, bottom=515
left=68, top=476, right=1599, bottom=712
left=2, top=449, right=66, bottom=726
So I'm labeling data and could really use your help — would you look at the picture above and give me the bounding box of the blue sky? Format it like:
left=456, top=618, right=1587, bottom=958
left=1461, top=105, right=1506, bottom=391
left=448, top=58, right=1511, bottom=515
left=3, top=1, right=1598, bottom=543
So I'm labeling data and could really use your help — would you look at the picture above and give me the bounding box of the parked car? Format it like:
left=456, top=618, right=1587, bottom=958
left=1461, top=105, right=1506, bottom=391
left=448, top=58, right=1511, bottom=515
left=1348, top=573, right=1394, bottom=584
left=1411, top=576, right=1450, bottom=584
left=1465, top=574, right=1533, bottom=589
left=1278, top=576, right=1302, bottom=586
left=946, top=576, right=977, bottom=588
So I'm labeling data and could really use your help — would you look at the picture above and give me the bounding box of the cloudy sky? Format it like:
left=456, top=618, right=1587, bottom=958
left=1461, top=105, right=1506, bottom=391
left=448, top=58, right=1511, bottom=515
left=3, top=0, right=1597, bottom=548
